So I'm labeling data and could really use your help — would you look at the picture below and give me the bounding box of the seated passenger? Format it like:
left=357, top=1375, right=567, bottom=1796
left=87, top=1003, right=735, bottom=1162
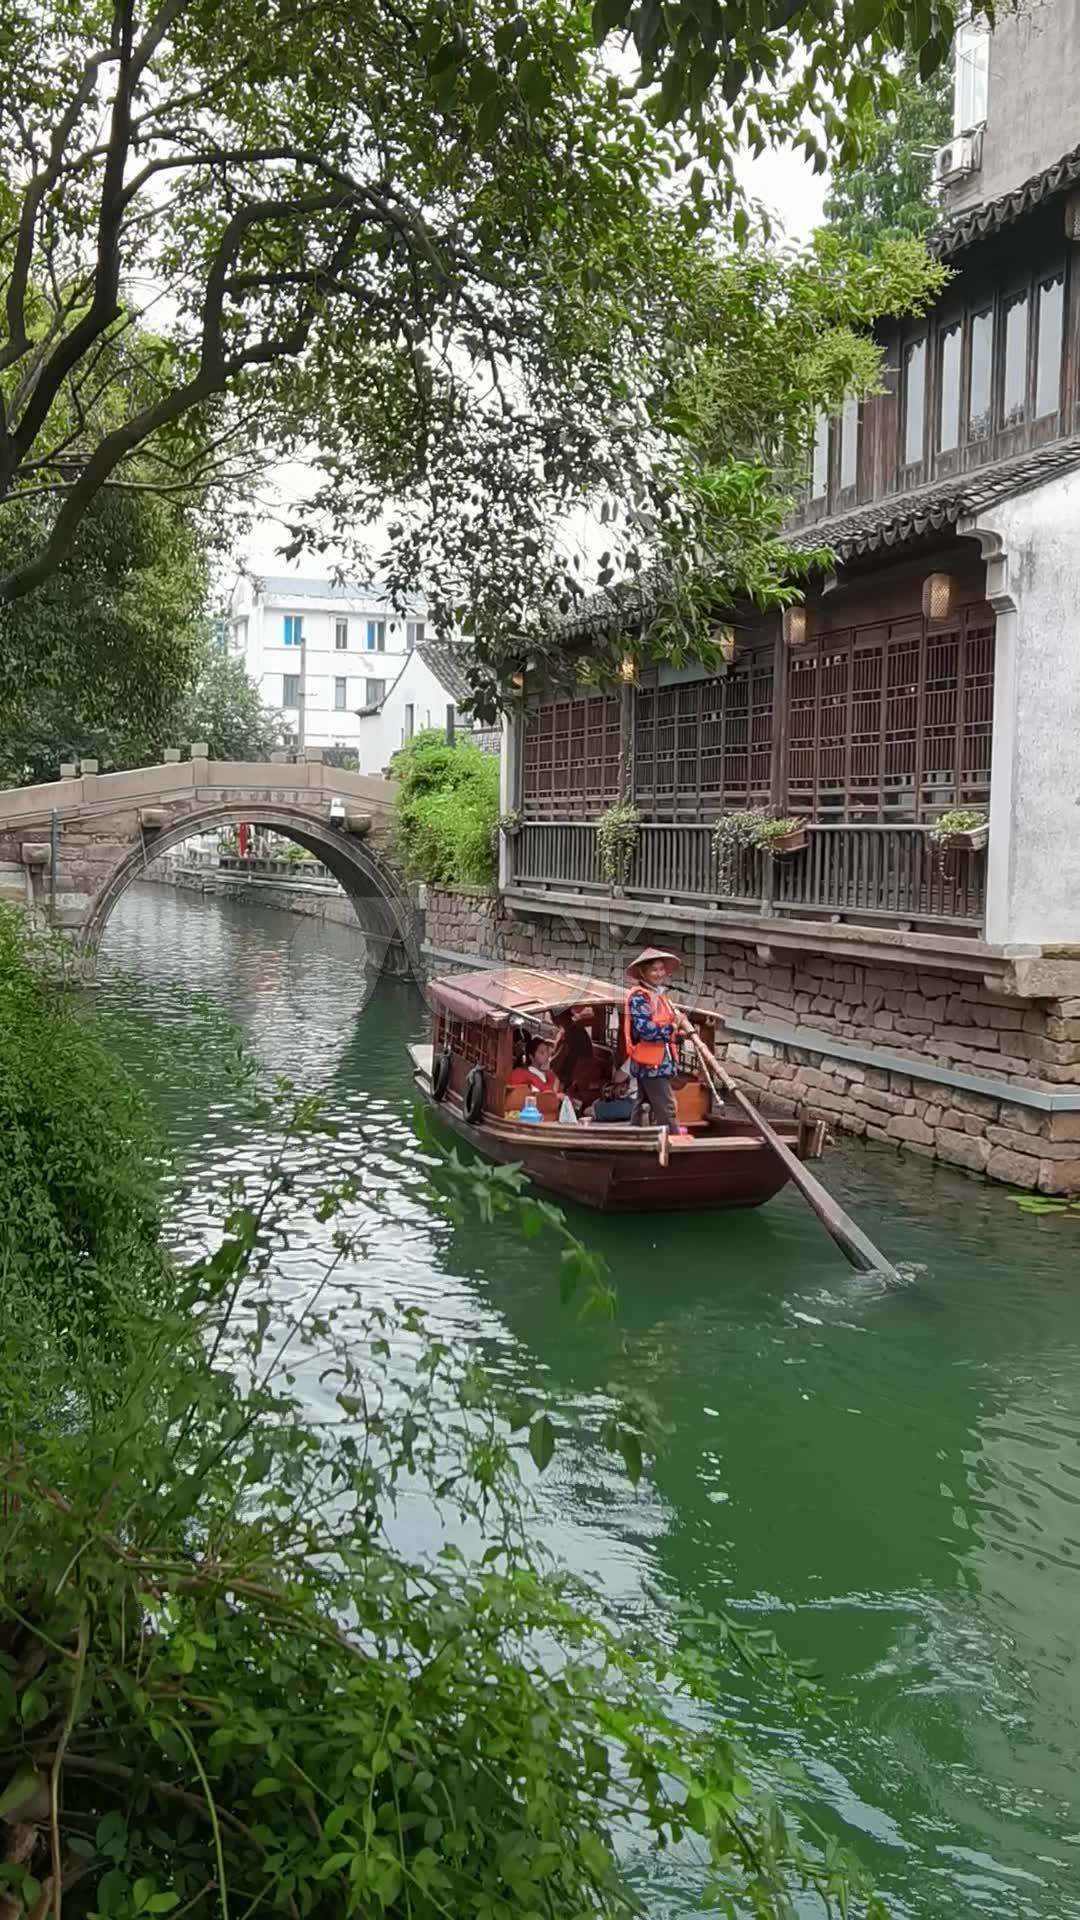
left=508, top=1035, right=559, bottom=1095
left=552, top=1006, right=594, bottom=1084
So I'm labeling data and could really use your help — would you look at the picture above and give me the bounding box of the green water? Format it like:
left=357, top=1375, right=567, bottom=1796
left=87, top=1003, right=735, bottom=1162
left=98, top=880, right=1080, bottom=1920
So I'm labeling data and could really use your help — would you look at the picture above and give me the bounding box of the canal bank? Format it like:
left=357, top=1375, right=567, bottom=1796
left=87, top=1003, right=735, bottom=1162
left=96, top=878, right=1080, bottom=1920
left=161, top=856, right=363, bottom=928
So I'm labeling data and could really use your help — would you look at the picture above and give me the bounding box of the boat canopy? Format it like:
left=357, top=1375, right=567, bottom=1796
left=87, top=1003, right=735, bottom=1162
left=428, top=965, right=715, bottom=1029
left=428, top=967, right=627, bottom=1028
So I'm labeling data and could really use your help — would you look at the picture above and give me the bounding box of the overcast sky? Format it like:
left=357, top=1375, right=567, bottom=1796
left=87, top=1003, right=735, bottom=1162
left=240, top=142, right=829, bottom=581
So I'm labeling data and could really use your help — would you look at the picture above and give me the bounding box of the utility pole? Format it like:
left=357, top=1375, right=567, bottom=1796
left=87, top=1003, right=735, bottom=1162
left=297, top=625, right=307, bottom=752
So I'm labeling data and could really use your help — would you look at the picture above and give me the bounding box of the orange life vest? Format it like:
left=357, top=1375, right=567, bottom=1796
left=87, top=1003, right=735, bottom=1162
left=623, top=985, right=677, bottom=1070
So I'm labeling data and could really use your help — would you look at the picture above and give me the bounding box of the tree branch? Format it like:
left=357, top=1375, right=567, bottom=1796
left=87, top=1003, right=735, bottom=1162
left=0, top=198, right=365, bottom=601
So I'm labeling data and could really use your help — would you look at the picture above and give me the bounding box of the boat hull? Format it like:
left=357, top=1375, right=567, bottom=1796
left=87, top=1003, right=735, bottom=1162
left=413, top=1071, right=825, bottom=1214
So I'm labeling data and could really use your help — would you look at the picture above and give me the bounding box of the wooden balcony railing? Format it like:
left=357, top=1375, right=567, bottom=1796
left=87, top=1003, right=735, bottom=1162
left=510, top=820, right=986, bottom=932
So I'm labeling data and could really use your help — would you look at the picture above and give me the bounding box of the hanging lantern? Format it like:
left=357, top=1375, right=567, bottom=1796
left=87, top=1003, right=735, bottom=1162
left=922, top=571, right=956, bottom=621
left=716, top=624, right=737, bottom=665
left=782, top=604, right=809, bottom=648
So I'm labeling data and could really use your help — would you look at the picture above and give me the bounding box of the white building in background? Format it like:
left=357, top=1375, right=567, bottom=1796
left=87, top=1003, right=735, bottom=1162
left=224, top=573, right=430, bottom=764
left=224, top=571, right=498, bottom=772
left=357, top=638, right=500, bottom=772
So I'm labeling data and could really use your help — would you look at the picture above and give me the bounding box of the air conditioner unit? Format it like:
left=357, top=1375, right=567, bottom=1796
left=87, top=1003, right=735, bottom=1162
left=932, top=131, right=981, bottom=186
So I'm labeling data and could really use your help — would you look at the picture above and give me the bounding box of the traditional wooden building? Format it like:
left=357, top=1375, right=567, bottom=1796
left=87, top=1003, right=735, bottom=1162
left=436, top=4, right=1080, bottom=1192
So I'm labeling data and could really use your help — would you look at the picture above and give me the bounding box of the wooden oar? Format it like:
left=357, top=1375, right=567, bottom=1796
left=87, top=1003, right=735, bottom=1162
left=688, top=1030, right=900, bottom=1279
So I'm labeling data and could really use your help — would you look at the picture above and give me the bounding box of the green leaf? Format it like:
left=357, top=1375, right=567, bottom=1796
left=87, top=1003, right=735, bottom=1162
left=476, top=91, right=508, bottom=142
left=146, top=1896, right=180, bottom=1914
left=518, top=59, right=552, bottom=110
left=429, top=38, right=466, bottom=76
left=253, top=1777, right=284, bottom=1797
left=559, top=1245, right=591, bottom=1306
left=592, top=0, right=633, bottom=42
left=323, top=1806, right=349, bottom=1842
left=0, top=1767, right=44, bottom=1818
left=528, top=1414, right=555, bottom=1472
left=18, top=1685, right=48, bottom=1729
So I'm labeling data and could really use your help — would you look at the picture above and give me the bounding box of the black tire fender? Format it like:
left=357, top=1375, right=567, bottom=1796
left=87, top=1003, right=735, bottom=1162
left=463, top=1066, right=486, bottom=1124
left=431, top=1051, right=452, bottom=1103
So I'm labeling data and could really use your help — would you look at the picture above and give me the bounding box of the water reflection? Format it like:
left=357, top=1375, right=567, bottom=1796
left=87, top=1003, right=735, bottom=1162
left=98, top=879, right=1080, bottom=1920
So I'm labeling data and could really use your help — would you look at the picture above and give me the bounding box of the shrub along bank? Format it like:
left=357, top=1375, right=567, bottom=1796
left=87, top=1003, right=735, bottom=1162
left=0, top=910, right=887, bottom=1920
left=392, top=730, right=500, bottom=888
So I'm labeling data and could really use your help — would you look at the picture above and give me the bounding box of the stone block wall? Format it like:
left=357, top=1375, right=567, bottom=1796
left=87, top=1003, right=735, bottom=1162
left=423, top=887, right=1080, bottom=1194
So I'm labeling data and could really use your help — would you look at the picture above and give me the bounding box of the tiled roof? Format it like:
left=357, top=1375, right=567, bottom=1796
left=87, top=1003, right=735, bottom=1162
left=931, top=141, right=1080, bottom=260
left=789, top=434, right=1080, bottom=560
left=254, top=574, right=379, bottom=599
left=253, top=573, right=428, bottom=610
left=415, top=640, right=474, bottom=704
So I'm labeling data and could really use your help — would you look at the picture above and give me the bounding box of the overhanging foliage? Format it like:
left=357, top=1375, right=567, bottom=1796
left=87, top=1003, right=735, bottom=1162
left=0, top=0, right=963, bottom=718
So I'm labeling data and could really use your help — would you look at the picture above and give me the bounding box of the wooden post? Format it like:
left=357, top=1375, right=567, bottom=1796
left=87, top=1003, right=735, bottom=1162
left=770, top=616, right=788, bottom=809
left=617, top=680, right=635, bottom=807
left=446, top=704, right=456, bottom=747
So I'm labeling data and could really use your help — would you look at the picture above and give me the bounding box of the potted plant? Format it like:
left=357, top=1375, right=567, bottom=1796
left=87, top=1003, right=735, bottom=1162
left=930, top=810, right=988, bottom=853
left=597, top=804, right=641, bottom=894
left=754, top=815, right=807, bottom=857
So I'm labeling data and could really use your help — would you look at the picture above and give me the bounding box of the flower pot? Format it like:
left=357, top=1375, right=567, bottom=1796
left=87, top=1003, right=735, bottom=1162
left=763, top=827, right=807, bottom=857
left=938, top=826, right=988, bottom=853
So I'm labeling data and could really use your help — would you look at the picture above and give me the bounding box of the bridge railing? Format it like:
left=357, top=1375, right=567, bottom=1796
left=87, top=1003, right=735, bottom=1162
left=509, top=819, right=986, bottom=933
left=0, top=755, right=397, bottom=826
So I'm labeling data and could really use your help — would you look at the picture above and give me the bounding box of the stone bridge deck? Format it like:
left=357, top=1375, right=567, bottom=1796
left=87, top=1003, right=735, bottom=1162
left=0, top=748, right=416, bottom=972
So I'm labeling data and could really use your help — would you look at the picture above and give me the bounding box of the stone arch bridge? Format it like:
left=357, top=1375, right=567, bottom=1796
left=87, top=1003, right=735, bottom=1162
left=0, top=747, right=420, bottom=976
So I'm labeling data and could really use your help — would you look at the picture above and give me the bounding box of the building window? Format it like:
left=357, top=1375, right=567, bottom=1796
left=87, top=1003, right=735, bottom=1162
left=365, top=678, right=385, bottom=708
left=283, top=615, right=304, bottom=647
left=404, top=703, right=415, bottom=740
left=937, top=321, right=962, bottom=452
left=839, top=396, right=859, bottom=490
left=1002, top=292, right=1029, bottom=426
left=954, top=16, right=989, bottom=133
left=903, top=337, right=926, bottom=468
left=406, top=620, right=425, bottom=650
left=334, top=676, right=347, bottom=711
left=786, top=610, right=994, bottom=823
left=335, top=618, right=348, bottom=651
left=283, top=673, right=302, bottom=707
left=1035, top=273, right=1064, bottom=418
left=366, top=619, right=385, bottom=651
left=967, top=308, right=994, bottom=440
left=810, top=413, right=829, bottom=499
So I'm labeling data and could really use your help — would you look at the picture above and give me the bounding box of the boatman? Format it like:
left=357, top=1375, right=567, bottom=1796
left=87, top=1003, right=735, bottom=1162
left=622, top=948, right=694, bottom=1133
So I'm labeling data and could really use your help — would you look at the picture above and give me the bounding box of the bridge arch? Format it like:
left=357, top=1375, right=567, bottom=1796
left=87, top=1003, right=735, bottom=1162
left=82, top=801, right=420, bottom=978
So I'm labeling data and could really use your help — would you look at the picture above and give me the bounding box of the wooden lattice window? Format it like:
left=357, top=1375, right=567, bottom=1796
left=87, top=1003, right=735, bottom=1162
left=635, top=654, right=774, bottom=817
left=785, top=606, right=994, bottom=822
left=522, top=694, right=620, bottom=817
left=434, top=1011, right=500, bottom=1074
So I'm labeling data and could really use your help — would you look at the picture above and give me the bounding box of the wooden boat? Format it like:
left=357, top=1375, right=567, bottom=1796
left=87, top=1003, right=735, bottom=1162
left=409, top=966, right=828, bottom=1215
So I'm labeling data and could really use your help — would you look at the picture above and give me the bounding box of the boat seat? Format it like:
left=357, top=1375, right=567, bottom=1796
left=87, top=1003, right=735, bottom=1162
left=674, top=1080, right=711, bottom=1125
